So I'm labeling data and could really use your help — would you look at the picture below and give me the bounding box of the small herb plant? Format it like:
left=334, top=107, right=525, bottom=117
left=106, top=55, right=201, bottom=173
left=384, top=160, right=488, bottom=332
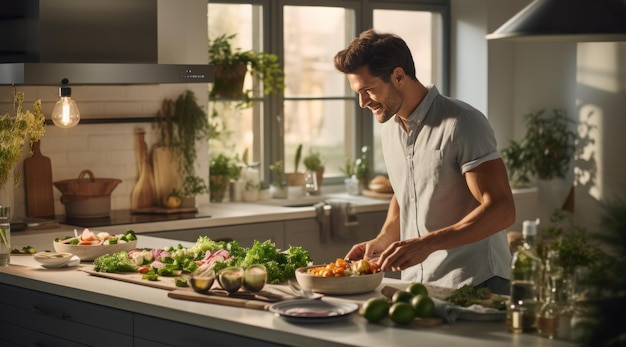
left=340, top=146, right=371, bottom=183
left=269, top=160, right=286, bottom=188
left=303, top=148, right=324, bottom=172
left=0, top=90, right=45, bottom=188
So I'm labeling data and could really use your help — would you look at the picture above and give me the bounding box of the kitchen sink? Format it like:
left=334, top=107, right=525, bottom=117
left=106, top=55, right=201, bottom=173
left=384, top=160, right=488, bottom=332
left=256, top=195, right=328, bottom=208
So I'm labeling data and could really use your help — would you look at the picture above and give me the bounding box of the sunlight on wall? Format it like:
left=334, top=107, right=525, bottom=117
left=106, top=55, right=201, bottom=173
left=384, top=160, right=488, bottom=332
left=577, top=43, right=619, bottom=93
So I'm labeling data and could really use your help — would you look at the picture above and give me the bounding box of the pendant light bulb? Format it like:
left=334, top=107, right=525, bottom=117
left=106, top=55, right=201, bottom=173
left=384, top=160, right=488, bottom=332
left=51, top=78, right=80, bottom=128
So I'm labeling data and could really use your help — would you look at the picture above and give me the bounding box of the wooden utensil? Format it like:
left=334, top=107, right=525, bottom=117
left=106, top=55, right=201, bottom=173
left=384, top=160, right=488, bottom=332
left=131, top=128, right=158, bottom=209
left=168, top=290, right=270, bottom=310
left=23, top=141, right=55, bottom=218
left=152, top=100, right=182, bottom=205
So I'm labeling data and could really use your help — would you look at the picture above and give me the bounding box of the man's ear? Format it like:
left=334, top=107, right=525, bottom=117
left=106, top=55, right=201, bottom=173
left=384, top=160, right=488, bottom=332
left=392, top=67, right=405, bottom=85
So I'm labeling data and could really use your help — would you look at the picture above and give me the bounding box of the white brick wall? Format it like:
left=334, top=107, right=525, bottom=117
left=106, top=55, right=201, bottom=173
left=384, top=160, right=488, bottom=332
left=2, top=84, right=209, bottom=219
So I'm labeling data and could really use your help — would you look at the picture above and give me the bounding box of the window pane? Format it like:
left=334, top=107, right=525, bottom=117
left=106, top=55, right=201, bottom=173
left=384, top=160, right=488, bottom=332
left=283, top=99, right=353, bottom=175
left=283, top=6, right=355, bottom=177
left=372, top=9, right=443, bottom=174
left=207, top=3, right=263, bottom=159
left=283, top=6, right=353, bottom=98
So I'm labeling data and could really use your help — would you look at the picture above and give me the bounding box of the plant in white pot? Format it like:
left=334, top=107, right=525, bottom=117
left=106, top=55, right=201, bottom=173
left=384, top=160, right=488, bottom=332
left=501, top=108, right=577, bottom=212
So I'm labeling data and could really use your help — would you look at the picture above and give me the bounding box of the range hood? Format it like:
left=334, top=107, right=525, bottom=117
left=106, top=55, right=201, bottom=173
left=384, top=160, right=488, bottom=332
left=0, top=0, right=213, bottom=85
left=487, top=0, right=626, bottom=42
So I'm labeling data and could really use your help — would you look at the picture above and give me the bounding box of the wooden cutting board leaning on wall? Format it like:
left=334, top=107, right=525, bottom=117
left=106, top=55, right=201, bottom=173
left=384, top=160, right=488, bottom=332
left=131, top=128, right=158, bottom=209
left=152, top=100, right=182, bottom=205
left=23, top=141, right=55, bottom=218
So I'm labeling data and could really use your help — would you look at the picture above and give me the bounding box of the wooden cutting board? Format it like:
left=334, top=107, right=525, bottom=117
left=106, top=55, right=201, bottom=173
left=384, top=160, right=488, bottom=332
left=131, top=128, right=158, bottom=209
left=81, top=267, right=296, bottom=311
left=23, top=141, right=55, bottom=218
left=152, top=100, right=182, bottom=205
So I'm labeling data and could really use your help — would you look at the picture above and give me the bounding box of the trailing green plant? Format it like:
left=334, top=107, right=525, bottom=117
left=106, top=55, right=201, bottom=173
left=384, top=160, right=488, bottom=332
left=208, top=33, right=285, bottom=107
left=501, top=108, right=576, bottom=186
left=0, top=90, right=45, bottom=188
left=303, top=148, right=324, bottom=172
left=156, top=90, right=210, bottom=197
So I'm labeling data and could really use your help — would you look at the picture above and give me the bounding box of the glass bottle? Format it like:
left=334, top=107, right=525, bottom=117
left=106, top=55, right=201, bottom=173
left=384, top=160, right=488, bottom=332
left=507, top=218, right=543, bottom=333
left=537, top=250, right=562, bottom=338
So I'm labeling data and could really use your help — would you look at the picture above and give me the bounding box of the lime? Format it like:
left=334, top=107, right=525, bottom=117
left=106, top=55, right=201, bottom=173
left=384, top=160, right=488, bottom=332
left=411, top=294, right=435, bottom=318
left=389, top=302, right=415, bottom=325
left=406, top=282, right=428, bottom=297
left=391, top=290, right=414, bottom=304
left=360, top=297, right=390, bottom=323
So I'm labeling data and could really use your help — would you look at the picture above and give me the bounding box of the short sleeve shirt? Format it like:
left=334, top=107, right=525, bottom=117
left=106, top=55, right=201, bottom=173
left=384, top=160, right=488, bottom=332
left=381, top=85, right=511, bottom=288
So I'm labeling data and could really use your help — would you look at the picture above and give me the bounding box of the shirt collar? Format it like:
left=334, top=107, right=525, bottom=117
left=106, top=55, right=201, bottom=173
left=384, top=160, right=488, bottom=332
left=394, top=85, right=439, bottom=130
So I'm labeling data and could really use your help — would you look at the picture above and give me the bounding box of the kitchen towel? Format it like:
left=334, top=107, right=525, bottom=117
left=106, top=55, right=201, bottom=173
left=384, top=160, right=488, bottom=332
left=316, top=200, right=359, bottom=244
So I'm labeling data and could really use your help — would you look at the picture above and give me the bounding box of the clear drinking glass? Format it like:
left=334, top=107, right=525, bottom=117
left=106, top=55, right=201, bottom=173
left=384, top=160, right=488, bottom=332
left=0, top=206, right=11, bottom=266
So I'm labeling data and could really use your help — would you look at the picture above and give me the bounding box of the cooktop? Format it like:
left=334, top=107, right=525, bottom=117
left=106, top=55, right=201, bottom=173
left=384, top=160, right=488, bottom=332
left=59, top=209, right=211, bottom=228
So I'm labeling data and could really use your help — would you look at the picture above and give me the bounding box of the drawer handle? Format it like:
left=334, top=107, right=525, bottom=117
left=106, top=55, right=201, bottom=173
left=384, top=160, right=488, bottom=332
left=33, top=305, right=71, bottom=320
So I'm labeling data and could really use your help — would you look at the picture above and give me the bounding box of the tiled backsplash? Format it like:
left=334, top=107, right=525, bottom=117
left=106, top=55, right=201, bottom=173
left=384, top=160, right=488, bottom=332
left=2, top=84, right=209, bottom=220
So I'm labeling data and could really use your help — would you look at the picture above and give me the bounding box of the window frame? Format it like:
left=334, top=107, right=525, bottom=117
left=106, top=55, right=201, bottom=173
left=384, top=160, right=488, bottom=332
left=208, top=0, right=450, bottom=185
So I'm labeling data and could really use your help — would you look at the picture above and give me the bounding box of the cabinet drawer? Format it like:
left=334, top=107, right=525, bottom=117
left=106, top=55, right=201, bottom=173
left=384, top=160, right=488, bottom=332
left=134, top=314, right=287, bottom=347
left=0, top=283, right=133, bottom=346
left=0, top=323, right=87, bottom=347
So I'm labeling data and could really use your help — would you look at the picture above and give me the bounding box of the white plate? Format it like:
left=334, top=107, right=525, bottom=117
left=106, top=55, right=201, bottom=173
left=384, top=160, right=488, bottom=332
left=269, top=300, right=358, bottom=324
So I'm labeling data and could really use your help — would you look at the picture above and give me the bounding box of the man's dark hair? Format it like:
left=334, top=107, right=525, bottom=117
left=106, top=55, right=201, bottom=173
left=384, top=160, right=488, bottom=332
left=334, top=29, right=417, bottom=82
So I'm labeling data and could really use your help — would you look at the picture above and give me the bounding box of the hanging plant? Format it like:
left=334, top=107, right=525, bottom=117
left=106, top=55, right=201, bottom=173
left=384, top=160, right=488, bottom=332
left=155, top=90, right=209, bottom=197
left=208, top=33, right=285, bottom=107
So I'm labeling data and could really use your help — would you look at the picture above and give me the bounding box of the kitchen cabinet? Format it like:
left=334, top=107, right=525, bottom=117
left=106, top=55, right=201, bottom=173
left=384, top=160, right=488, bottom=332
left=285, top=211, right=386, bottom=264
left=0, top=283, right=133, bottom=347
left=134, top=314, right=286, bottom=347
left=146, top=221, right=286, bottom=249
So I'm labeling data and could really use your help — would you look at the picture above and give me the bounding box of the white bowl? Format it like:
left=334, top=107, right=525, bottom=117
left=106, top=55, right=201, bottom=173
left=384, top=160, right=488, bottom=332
left=294, top=265, right=384, bottom=295
left=33, top=251, right=74, bottom=268
left=53, top=239, right=137, bottom=261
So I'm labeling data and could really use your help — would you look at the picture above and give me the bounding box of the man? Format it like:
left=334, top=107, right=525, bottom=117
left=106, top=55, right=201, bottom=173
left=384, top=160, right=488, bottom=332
left=336, top=29, right=515, bottom=294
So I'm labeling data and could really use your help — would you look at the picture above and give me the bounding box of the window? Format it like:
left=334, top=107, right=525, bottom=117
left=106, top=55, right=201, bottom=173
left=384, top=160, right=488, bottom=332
left=208, top=0, right=449, bottom=184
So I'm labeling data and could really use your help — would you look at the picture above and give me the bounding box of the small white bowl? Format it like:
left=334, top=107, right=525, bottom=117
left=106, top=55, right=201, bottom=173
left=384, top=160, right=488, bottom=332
left=33, top=251, right=74, bottom=268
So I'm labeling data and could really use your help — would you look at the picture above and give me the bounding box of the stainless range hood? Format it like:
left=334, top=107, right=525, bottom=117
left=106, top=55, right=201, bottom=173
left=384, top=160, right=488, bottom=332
left=0, top=0, right=213, bottom=85
left=487, top=0, right=626, bottom=42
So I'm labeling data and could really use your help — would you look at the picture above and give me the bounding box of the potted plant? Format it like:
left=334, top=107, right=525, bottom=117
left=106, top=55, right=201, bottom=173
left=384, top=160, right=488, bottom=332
left=258, top=181, right=270, bottom=201
left=285, top=143, right=305, bottom=189
left=303, top=148, right=324, bottom=195
left=339, top=146, right=371, bottom=194
left=154, top=90, right=210, bottom=202
left=209, top=153, right=239, bottom=202
left=269, top=160, right=287, bottom=199
left=501, top=108, right=577, bottom=188
left=1, top=90, right=45, bottom=264
left=208, top=33, right=285, bottom=106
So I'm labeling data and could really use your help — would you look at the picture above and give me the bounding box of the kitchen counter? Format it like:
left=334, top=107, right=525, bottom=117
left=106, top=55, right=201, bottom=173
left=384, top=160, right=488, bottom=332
left=54, top=192, right=391, bottom=234
left=1, top=233, right=575, bottom=347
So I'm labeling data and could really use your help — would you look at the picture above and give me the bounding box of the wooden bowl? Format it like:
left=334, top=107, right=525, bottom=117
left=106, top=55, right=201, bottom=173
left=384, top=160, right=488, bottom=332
left=294, top=265, right=384, bottom=295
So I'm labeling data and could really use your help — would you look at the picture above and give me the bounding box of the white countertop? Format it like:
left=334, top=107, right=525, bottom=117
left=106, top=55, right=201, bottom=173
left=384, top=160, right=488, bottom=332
left=1, top=233, right=575, bottom=347
left=64, top=192, right=391, bottom=234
